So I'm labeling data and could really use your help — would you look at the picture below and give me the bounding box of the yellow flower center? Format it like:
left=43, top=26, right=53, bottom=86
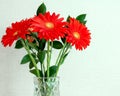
left=45, top=22, right=54, bottom=29
left=13, top=31, right=18, bottom=36
left=73, top=32, right=80, bottom=39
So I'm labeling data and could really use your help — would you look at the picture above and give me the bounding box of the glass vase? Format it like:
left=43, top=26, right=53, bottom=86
left=33, top=77, right=60, bottom=96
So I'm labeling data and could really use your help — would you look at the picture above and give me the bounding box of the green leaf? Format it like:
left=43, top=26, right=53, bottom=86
left=76, top=14, right=87, bottom=24
left=37, top=51, right=46, bottom=64
left=31, top=32, right=38, bottom=37
left=20, top=54, right=31, bottom=64
left=15, top=39, right=23, bottom=49
left=60, top=52, right=69, bottom=65
left=36, top=3, right=46, bottom=15
left=30, top=69, right=37, bottom=76
left=29, top=62, right=34, bottom=69
left=83, top=20, right=87, bottom=24
left=67, top=15, right=71, bottom=22
left=61, top=37, right=66, bottom=44
left=27, top=42, right=39, bottom=51
left=52, top=41, right=63, bottom=49
left=45, top=65, right=58, bottom=77
left=30, top=69, right=43, bottom=77
left=39, top=39, right=46, bottom=51
left=29, top=59, right=38, bottom=69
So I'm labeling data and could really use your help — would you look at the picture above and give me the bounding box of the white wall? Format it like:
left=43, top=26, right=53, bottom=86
left=0, top=0, right=120, bottom=96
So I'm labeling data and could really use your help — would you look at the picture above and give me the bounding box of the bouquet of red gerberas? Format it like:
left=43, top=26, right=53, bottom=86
left=1, top=2, right=91, bottom=96
left=1, top=3, right=91, bottom=78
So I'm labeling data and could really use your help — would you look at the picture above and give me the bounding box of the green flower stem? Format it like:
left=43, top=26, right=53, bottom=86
left=40, top=63, right=44, bottom=77
left=42, top=62, right=46, bottom=77
left=55, top=43, right=70, bottom=76
left=55, top=43, right=67, bottom=66
left=55, top=42, right=67, bottom=66
left=21, top=39, right=40, bottom=77
left=47, top=40, right=51, bottom=77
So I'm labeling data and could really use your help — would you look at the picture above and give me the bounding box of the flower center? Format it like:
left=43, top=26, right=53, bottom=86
left=73, top=32, right=80, bottom=39
left=13, top=31, right=18, bottom=36
left=45, top=22, right=54, bottom=29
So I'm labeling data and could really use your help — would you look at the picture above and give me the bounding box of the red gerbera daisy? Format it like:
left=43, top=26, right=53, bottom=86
left=1, top=19, right=31, bottom=47
left=66, top=18, right=91, bottom=50
left=31, top=12, right=67, bottom=41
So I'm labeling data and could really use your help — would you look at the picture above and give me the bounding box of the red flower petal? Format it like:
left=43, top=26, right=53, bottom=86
left=1, top=19, right=31, bottom=47
left=66, top=18, right=91, bottom=50
left=31, top=12, right=67, bottom=41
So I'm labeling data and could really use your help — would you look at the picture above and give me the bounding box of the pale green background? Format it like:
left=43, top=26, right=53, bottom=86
left=0, top=0, right=120, bottom=96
